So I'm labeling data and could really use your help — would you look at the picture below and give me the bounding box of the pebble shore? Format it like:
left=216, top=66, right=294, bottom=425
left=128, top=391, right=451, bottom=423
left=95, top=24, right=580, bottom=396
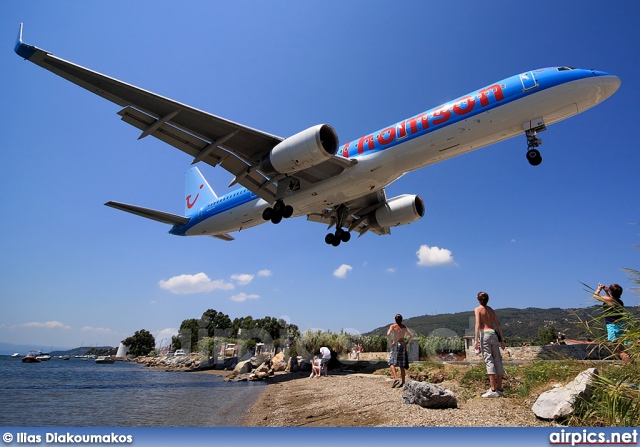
left=240, top=371, right=556, bottom=427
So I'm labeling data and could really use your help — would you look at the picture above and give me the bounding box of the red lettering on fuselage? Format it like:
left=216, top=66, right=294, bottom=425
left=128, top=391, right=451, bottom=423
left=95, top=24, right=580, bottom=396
left=478, top=84, right=504, bottom=107
left=453, top=95, right=476, bottom=115
left=357, top=135, right=375, bottom=154
left=377, top=127, right=396, bottom=145
left=431, top=107, right=450, bottom=126
left=345, top=81, right=506, bottom=155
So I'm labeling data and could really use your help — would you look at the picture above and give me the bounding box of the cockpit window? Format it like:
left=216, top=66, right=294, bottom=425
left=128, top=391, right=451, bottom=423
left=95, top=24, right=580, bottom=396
left=557, top=66, right=576, bottom=71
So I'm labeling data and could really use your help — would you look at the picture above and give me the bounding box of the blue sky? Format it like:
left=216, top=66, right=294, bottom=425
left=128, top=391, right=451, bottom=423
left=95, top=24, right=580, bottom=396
left=1, top=1, right=639, bottom=351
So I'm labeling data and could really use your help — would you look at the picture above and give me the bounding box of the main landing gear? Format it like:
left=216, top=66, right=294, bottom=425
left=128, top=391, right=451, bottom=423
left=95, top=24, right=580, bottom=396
left=324, top=204, right=352, bottom=247
left=262, top=200, right=293, bottom=224
left=325, top=228, right=351, bottom=247
left=525, top=128, right=543, bottom=166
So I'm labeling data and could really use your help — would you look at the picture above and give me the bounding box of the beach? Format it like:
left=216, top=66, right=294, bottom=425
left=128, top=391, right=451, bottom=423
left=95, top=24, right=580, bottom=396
left=240, top=368, right=554, bottom=427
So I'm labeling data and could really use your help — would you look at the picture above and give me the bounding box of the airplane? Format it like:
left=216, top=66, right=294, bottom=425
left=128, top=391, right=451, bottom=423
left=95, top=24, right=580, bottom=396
left=14, top=24, right=620, bottom=246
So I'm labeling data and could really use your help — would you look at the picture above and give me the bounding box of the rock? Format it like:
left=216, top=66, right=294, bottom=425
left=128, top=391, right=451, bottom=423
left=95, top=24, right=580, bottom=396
left=272, top=361, right=287, bottom=372
left=286, top=356, right=299, bottom=372
left=251, top=354, right=268, bottom=368
left=197, top=358, right=218, bottom=371
left=255, top=362, right=269, bottom=374
left=402, top=381, right=457, bottom=409
left=233, top=359, right=252, bottom=375
left=271, top=352, right=285, bottom=366
left=298, top=359, right=311, bottom=372
left=532, top=368, right=598, bottom=421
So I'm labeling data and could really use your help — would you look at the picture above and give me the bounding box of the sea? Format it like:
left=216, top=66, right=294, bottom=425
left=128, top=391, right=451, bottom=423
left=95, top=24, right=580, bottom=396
left=0, top=355, right=266, bottom=426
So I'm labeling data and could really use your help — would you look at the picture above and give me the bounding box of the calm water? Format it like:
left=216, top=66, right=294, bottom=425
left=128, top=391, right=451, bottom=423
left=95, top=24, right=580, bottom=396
left=0, top=356, right=265, bottom=426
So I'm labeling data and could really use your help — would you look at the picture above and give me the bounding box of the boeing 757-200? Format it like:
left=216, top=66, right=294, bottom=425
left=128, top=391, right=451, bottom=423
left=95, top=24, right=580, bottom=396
left=14, top=24, right=620, bottom=246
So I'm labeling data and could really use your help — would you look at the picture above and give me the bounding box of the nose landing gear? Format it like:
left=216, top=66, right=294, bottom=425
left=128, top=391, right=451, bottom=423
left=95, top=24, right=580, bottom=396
left=524, top=119, right=545, bottom=166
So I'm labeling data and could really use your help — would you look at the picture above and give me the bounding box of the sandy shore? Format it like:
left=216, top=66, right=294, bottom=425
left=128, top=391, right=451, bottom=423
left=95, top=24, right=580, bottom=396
left=240, top=368, right=555, bottom=427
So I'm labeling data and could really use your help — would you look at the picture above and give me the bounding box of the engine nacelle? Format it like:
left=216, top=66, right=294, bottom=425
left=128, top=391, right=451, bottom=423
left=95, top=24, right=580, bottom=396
left=368, top=195, right=425, bottom=228
left=259, top=124, right=339, bottom=176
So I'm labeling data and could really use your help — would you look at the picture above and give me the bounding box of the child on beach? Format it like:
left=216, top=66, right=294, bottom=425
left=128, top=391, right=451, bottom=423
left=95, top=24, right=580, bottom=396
left=311, top=356, right=322, bottom=378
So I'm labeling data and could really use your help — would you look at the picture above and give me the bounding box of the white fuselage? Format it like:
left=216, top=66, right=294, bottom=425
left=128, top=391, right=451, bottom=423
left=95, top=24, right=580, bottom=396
left=185, top=75, right=612, bottom=236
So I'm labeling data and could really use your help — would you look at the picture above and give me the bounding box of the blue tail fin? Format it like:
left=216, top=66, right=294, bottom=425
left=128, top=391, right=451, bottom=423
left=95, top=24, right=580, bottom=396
left=185, top=167, right=217, bottom=217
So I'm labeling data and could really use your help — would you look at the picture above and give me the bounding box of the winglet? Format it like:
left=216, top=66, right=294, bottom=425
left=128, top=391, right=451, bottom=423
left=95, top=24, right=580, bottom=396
left=14, top=23, right=48, bottom=60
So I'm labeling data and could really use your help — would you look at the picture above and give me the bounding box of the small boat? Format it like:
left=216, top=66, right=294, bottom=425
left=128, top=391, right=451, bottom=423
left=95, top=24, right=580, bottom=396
left=22, top=350, right=42, bottom=363
left=11, top=353, right=20, bottom=358
left=35, top=353, right=51, bottom=361
left=95, top=356, right=115, bottom=364
left=62, top=355, right=70, bottom=360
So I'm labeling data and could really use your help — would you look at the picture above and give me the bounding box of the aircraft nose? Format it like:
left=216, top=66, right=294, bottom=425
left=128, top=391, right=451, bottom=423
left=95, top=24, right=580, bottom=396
left=594, top=72, right=621, bottom=99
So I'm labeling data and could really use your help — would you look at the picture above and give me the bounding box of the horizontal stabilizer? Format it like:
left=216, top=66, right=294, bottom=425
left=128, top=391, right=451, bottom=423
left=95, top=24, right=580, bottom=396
left=105, top=201, right=189, bottom=226
left=211, top=233, right=235, bottom=241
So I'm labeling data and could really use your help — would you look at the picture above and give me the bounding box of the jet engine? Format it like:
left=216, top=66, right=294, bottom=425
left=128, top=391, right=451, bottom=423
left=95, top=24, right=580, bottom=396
left=259, top=124, right=339, bottom=176
left=368, top=195, right=425, bottom=228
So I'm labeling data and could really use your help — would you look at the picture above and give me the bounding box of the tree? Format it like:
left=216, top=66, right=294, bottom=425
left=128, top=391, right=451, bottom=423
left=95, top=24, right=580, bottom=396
left=537, top=325, right=557, bottom=345
left=122, top=329, right=155, bottom=357
left=201, top=309, right=232, bottom=337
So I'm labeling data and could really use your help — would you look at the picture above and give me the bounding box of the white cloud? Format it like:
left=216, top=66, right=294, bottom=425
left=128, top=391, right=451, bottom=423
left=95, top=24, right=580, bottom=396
left=416, top=245, right=455, bottom=266
left=230, top=292, right=260, bottom=302
left=386, top=268, right=396, bottom=274
left=258, top=269, right=272, bottom=277
left=333, top=264, right=353, bottom=279
left=159, top=272, right=234, bottom=295
left=231, top=273, right=254, bottom=285
left=154, top=327, right=179, bottom=342
left=81, top=326, right=113, bottom=333
left=21, top=321, right=71, bottom=330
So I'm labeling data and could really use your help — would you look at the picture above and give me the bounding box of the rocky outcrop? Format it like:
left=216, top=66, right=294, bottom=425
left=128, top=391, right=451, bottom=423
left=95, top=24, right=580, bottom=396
left=135, top=354, right=201, bottom=370
left=532, top=368, right=598, bottom=421
left=402, top=381, right=458, bottom=409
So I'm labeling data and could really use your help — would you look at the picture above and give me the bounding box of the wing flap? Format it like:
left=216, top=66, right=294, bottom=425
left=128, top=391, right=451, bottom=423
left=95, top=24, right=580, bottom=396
left=118, top=106, right=277, bottom=202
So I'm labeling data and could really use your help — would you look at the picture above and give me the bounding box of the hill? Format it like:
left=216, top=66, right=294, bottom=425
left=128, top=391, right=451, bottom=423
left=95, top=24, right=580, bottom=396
left=365, top=306, right=640, bottom=345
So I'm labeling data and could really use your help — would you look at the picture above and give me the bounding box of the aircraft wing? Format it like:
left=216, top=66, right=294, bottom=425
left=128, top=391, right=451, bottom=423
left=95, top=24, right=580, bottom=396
left=306, top=189, right=392, bottom=237
left=14, top=25, right=353, bottom=203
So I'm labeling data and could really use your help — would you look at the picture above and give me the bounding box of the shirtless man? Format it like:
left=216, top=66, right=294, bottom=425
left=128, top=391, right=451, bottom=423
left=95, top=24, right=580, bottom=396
left=474, top=291, right=505, bottom=398
left=387, top=314, right=414, bottom=388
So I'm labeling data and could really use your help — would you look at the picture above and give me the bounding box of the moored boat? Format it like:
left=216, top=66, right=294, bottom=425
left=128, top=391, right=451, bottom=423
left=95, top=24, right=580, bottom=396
left=95, top=356, right=115, bottom=364
left=22, top=350, right=42, bottom=363
left=35, top=353, right=51, bottom=361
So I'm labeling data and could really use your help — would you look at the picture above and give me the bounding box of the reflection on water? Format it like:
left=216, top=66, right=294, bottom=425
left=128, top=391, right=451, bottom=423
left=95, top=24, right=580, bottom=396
left=0, top=356, right=264, bottom=426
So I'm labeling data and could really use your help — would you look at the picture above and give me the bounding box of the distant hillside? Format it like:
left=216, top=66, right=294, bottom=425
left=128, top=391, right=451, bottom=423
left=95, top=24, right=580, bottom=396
left=50, top=346, right=116, bottom=356
left=366, top=306, right=640, bottom=345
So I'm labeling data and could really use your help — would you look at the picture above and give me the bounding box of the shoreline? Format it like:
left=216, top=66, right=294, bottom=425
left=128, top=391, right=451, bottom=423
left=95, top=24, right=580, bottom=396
left=239, top=368, right=554, bottom=427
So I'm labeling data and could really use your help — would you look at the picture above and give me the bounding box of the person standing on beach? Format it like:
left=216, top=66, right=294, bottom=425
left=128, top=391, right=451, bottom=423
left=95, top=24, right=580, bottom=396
left=474, top=291, right=505, bottom=398
left=319, top=346, right=331, bottom=376
left=387, top=314, right=413, bottom=388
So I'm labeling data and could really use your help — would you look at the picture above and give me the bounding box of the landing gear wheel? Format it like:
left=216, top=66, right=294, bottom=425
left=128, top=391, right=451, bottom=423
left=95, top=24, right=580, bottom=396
left=340, top=231, right=351, bottom=243
left=271, top=213, right=283, bottom=224
left=273, top=200, right=285, bottom=214
left=526, top=149, right=542, bottom=166
left=283, top=205, right=294, bottom=218
left=325, top=233, right=336, bottom=245
left=262, top=207, right=273, bottom=221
